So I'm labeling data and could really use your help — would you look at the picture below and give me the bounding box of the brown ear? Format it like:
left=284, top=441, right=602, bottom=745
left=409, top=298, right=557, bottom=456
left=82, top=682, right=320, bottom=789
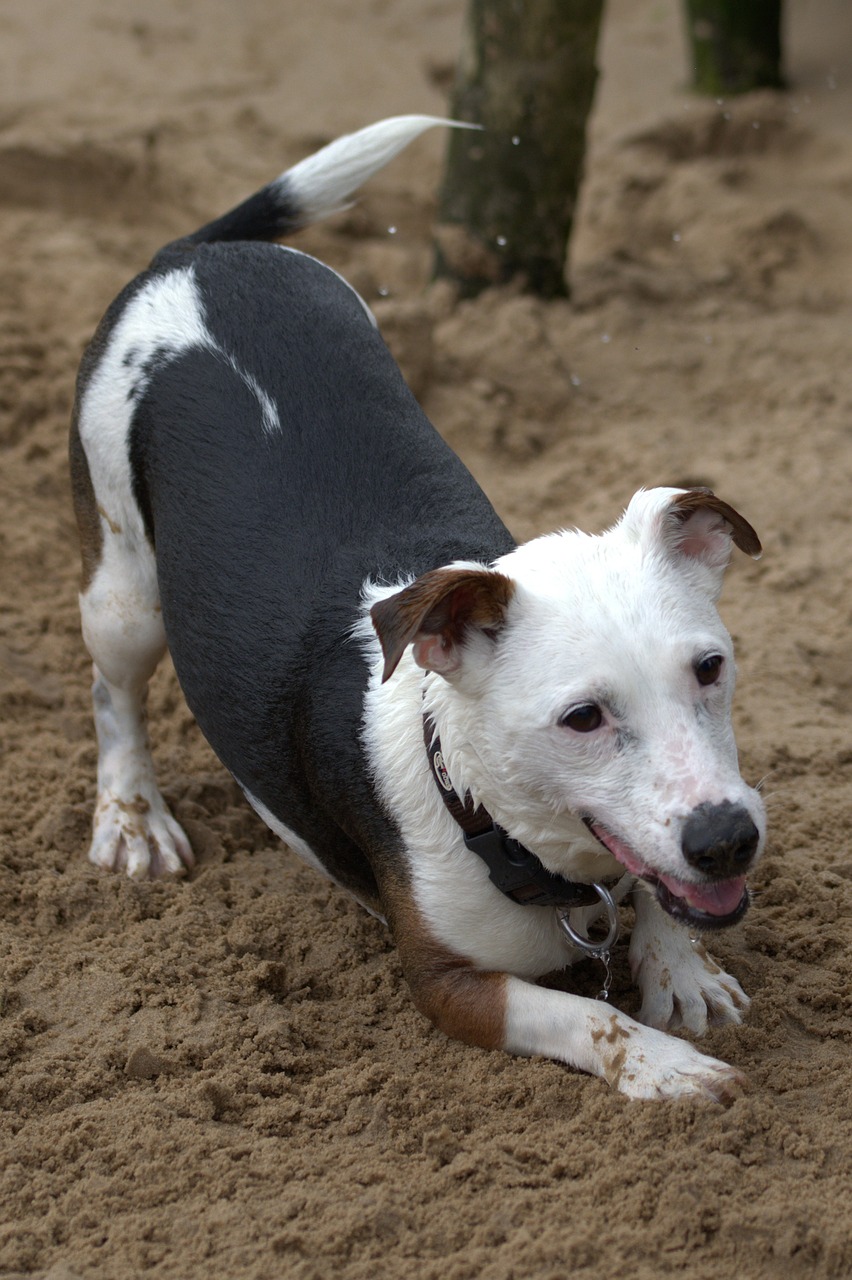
left=668, top=488, right=762, bottom=560
left=370, top=567, right=515, bottom=683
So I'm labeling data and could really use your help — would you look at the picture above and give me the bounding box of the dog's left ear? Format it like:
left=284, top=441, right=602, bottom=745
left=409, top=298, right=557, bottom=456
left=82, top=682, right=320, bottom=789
left=624, top=486, right=761, bottom=583
left=371, top=566, right=515, bottom=683
left=666, top=487, right=762, bottom=569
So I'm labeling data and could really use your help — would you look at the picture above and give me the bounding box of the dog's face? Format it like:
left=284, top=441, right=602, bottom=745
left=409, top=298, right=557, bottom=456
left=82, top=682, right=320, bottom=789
left=372, top=488, right=765, bottom=931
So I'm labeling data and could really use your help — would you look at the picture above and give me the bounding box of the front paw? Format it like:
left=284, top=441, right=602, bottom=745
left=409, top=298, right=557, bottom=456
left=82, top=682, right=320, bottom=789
left=90, top=788, right=194, bottom=878
left=633, top=939, right=749, bottom=1035
left=612, top=1021, right=747, bottom=1102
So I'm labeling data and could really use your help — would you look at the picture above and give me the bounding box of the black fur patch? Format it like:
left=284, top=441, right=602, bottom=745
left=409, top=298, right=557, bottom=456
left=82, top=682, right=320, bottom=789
left=128, top=243, right=516, bottom=899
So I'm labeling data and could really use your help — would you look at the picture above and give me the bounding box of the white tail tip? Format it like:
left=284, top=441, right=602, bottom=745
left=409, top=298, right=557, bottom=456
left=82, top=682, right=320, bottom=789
left=281, top=115, right=481, bottom=223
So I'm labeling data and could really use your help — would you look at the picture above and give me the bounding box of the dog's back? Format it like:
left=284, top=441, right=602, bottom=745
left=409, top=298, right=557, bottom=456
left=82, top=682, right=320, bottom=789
left=136, top=242, right=510, bottom=877
left=70, top=116, right=513, bottom=900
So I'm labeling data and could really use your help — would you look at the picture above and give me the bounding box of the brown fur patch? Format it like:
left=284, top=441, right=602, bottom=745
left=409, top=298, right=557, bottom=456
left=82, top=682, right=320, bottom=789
left=377, top=865, right=507, bottom=1051
left=670, top=488, right=762, bottom=558
left=371, top=566, right=515, bottom=683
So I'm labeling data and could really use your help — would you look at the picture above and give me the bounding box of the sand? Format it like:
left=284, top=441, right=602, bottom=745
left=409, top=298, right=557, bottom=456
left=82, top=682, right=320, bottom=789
left=1, top=0, right=852, bottom=1276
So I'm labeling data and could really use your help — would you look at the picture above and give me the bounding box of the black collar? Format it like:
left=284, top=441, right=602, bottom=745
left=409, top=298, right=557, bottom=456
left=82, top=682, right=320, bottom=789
left=423, top=714, right=605, bottom=909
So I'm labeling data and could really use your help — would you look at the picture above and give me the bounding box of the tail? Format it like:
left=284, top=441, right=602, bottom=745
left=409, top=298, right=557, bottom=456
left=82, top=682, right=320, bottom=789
left=184, top=115, right=476, bottom=247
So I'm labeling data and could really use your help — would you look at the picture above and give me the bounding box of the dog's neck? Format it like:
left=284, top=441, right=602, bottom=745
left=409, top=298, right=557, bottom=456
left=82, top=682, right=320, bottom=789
left=422, top=711, right=606, bottom=911
left=422, top=708, right=621, bottom=906
left=421, top=677, right=619, bottom=884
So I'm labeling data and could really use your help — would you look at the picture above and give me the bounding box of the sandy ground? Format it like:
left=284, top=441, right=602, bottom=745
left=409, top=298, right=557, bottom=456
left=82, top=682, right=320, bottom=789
left=2, top=1, right=852, bottom=1277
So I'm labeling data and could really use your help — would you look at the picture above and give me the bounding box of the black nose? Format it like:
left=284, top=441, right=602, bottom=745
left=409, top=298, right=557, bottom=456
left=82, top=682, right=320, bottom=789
left=681, top=801, right=760, bottom=878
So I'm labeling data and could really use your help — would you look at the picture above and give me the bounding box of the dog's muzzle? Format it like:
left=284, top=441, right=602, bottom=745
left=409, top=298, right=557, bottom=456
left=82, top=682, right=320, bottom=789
left=585, top=806, right=759, bottom=932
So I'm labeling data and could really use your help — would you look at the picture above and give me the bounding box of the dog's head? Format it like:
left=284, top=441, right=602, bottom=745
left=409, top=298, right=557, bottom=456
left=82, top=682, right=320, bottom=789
left=371, top=487, right=766, bottom=931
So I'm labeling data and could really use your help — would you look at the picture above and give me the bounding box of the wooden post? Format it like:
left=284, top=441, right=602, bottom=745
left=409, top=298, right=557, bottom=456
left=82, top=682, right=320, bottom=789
left=434, top=0, right=605, bottom=299
left=685, top=1, right=785, bottom=95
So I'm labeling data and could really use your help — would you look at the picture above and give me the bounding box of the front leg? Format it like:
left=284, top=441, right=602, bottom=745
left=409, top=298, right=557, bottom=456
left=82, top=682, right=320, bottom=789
left=504, top=977, right=745, bottom=1101
left=382, top=874, right=744, bottom=1101
left=629, top=885, right=749, bottom=1034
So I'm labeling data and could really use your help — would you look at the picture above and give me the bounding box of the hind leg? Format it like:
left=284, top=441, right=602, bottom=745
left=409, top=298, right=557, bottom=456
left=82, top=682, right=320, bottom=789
left=71, top=399, right=193, bottom=878
left=80, top=546, right=194, bottom=878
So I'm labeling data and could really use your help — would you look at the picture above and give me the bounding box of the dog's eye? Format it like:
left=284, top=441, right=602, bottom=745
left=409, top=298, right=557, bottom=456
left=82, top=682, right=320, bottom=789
left=695, top=654, right=724, bottom=686
left=560, top=703, right=603, bottom=733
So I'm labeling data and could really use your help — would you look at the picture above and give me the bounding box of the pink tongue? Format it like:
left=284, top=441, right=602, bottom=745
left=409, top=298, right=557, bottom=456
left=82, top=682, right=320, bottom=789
left=591, top=824, right=647, bottom=877
left=659, top=872, right=747, bottom=917
left=590, top=824, right=747, bottom=918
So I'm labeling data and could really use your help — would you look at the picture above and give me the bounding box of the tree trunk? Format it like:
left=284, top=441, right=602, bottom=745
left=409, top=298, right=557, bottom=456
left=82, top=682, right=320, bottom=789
left=685, top=0, right=785, bottom=96
left=434, top=0, right=604, bottom=299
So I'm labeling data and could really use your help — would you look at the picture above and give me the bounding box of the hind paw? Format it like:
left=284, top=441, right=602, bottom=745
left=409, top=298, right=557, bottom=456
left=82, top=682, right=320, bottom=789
left=90, top=788, right=194, bottom=878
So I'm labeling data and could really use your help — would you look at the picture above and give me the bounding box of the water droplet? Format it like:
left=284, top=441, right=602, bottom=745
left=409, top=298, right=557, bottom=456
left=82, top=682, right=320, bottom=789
left=511, top=135, right=521, bottom=146
left=377, top=287, right=389, bottom=297
left=570, top=374, right=581, bottom=387
left=387, top=225, right=397, bottom=236
left=496, top=235, right=507, bottom=248
left=672, top=232, right=682, bottom=243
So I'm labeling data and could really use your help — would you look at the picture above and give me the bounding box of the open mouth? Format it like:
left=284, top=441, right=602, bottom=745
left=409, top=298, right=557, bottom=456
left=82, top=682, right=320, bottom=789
left=584, top=819, right=750, bottom=931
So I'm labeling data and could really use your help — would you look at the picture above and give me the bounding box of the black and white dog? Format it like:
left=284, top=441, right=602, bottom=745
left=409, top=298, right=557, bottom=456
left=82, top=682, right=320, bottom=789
left=70, top=117, right=765, bottom=1099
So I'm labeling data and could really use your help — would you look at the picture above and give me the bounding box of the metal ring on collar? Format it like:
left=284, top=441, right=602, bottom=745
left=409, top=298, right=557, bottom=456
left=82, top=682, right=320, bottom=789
left=557, top=881, right=620, bottom=956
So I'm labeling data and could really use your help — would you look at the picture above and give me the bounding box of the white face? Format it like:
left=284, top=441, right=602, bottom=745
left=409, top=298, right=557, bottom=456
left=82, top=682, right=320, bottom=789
left=417, top=492, right=766, bottom=931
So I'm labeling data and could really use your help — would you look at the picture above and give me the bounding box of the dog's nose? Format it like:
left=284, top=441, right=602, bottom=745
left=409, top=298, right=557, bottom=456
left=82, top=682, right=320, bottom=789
left=681, top=801, right=760, bottom=878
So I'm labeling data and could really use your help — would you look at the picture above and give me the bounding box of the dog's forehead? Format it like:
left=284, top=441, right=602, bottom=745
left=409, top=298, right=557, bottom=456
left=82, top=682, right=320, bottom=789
left=499, top=528, right=725, bottom=657
left=501, top=526, right=672, bottom=604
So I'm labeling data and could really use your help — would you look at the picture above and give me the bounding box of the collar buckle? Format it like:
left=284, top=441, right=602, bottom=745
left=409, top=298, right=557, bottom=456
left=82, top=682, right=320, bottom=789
left=463, top=827, right=605, bottom=909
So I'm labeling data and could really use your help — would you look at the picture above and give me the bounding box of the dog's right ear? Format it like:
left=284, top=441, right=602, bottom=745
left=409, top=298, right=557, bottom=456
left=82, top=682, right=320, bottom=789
left=620, top=487, right=761, bottom=594
left=370, top=567, right=515, bottom=683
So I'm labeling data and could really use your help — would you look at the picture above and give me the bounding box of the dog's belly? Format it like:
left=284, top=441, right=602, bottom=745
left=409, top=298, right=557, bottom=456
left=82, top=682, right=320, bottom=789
left=240, top=783, right=386, bottom=920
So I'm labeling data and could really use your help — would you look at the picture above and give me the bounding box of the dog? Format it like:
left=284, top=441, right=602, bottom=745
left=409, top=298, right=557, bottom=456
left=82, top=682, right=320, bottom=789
left=70, top=116, right=766, bottom=1100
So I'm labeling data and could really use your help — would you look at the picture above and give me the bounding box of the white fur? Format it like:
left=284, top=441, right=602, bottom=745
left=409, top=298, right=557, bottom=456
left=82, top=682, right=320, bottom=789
left=629, top=888, right=749, bottom=1033
left=77, top=269, right=216, bottom=876
left=358, top=489, right=764, bottom=1099
left=79, top=265, right=284, bottom=465
left=79, top=268, right=212, bottom=550
left=278, top=115, right=478, bottom=222
left=88, top=668, right=193, bottom=878
left=358, top=602, right=632, bottom=979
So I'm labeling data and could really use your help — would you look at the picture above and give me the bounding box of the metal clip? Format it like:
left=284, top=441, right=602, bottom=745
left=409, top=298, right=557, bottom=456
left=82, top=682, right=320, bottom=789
left=557, top=880, right=620, bottom=955
left=597, top=950, right=613, bottom=1002
left=557, top=881, right=620, bottom=1001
